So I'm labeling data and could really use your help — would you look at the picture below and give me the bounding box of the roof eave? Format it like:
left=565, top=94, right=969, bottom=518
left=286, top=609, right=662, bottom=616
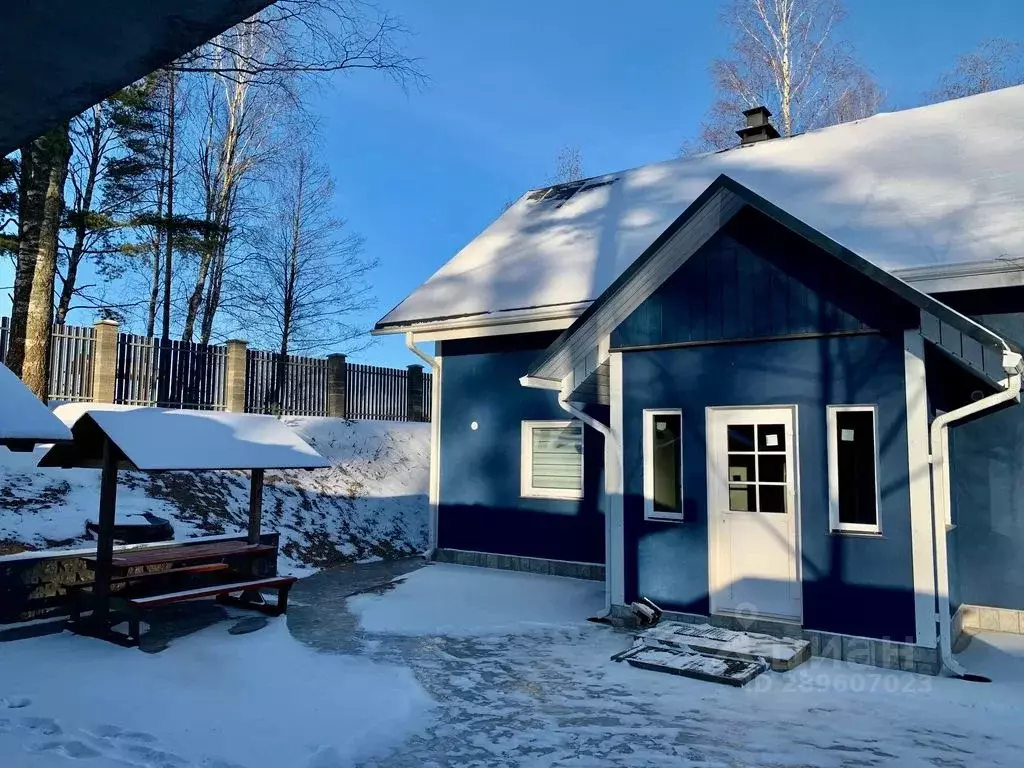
left=373, top=301, right=591, bottom=340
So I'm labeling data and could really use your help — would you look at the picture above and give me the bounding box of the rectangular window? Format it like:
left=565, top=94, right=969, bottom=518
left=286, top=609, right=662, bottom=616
left=827, top=406, right=881, bottom=533
left=521, top=420, right=584, bottom=500
left=644, top=409, right=684, bottom=521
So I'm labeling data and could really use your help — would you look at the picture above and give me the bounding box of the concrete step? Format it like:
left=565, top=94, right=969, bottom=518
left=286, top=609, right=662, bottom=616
left=615, top=643, right=768, bottom=687
left=641, top=622, right=811, bottom=672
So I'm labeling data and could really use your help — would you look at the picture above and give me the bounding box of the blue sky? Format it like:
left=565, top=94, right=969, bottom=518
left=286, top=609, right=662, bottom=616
left=2, top=1, right=1021, bottom=368
left=320, top=0, right=1024, bottom=367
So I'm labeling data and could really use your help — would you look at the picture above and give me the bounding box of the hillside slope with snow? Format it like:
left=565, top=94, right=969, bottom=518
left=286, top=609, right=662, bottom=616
left=0, top=418, right=429, bottom=574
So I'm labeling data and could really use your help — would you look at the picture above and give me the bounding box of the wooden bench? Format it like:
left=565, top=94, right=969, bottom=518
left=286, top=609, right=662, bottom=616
left=70, top=575, right=297, bottom=647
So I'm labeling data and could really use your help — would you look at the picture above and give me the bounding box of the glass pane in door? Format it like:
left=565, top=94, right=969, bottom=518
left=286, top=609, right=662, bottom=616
left=727, top=425, right=755, bottom=451
left=757, top=424, right=786, bottom=452
left=758, top=485, right=786, bottom=514
left=727, top=453, right=756, bottom=483
left=729, top=484, right=757, bottom=511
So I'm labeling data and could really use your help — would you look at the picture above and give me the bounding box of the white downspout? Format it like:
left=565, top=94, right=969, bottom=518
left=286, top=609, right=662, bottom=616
left=557, top=394, right=617, bottom=615
left=406, top=332, right=441, bottom=560
left=930, top=350, right=1022, bottom=677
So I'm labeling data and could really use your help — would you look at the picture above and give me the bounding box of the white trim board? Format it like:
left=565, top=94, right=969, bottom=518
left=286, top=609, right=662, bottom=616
left=607, top=352, right=625, bottom=606
left=428, top=356, right=443, bottom=552
left=904, top=330, right=938, bottom=648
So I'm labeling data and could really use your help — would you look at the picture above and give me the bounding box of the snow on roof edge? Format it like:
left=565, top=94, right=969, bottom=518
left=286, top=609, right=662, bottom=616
left=377, top=85, right=1024, bottom=331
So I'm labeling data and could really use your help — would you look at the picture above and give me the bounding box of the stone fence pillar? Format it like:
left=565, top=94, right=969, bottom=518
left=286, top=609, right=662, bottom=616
left=225, top=339, right=248, bottom=413
left=327, top=353, right=347, bottom=418
left=406, top=363, right=425, bottom=422
left=90, top=319, right=119, bottom=403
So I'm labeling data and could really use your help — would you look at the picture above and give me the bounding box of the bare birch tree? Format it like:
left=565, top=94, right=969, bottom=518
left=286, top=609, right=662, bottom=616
left=688, top=0, right=882, bottom=152
left=551, top=145, right=584, bottom=184
left=171, top=0, right=420, bottom=87
left=180, top=26, right=281, bottom=344
left=930, top=38, right=1023, bottom=101
left=171, top=0, right=418, bottom=343
left=233, top=141, right=373, bottom=360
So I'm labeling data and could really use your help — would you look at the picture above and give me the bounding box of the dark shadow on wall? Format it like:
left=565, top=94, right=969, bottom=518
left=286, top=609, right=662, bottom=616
left=438, top=503, right=605, bottom=565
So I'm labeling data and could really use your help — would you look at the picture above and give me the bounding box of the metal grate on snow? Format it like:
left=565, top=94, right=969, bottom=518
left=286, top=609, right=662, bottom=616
left=615, top=643, right=768, bottom=687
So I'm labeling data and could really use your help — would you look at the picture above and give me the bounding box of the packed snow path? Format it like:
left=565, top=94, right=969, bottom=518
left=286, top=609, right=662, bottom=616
left=299, top=563, right=1024, bottom=767
left=2, top=562, right=1023, bottom=766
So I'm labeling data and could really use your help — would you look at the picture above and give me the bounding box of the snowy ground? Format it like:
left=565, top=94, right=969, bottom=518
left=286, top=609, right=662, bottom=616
left=0, top=418, right=429, bottom=574
left=342, top=565, right=1024, bottom=767
left=0, top=618, right=433, bottom=767
left=2, top=564, right=1023, bottom=767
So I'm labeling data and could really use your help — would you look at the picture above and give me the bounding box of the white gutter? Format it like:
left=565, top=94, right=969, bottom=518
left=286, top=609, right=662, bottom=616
left=405, top=332, right=441, bottom=559
left=556, top=392, right=616, bottom=616
left=929, top=349, right=1023, bottom=678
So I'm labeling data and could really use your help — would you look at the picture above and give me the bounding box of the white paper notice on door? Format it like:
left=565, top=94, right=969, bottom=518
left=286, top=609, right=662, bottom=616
left=841, top=429, right=855, bottom=442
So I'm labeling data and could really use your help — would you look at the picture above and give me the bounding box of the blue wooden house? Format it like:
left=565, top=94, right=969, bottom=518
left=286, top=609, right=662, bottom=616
left=375, top=87, right=1024, bottom=676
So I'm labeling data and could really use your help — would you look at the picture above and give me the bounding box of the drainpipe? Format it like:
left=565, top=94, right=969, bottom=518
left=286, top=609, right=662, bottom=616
left=929, top=349, right=1023, bottom=677
left=557, top=393, right=617, bottom=616
left=406, top=332, right=440, bottom=560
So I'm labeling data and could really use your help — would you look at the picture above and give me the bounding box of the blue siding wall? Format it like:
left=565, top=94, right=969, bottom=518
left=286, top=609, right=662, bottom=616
left=436, top=333, right=605, bottom=564
left=613, top=207, right=916, bottom=349
left=934, top=293, right=1024, bottom=611
left=622, top=334, right=915, bottom=641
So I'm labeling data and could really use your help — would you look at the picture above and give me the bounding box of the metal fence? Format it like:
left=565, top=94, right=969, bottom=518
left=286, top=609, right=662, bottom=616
left=50, top=324, right=95, bottom=402
left=0, top=317, right=96, bottom=402
left=346, top=362, right=431, bottom=421
left=0, top=316, right=431, bottom=421
left=114, top=334, right=228, bottom=410
left=245, top=350, right=329, bottom=416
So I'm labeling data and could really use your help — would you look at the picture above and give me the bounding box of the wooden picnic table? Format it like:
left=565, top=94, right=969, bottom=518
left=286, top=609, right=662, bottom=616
left=70, top=538, right=292, bottom=647
left=82, top=540, right=275, bottom=569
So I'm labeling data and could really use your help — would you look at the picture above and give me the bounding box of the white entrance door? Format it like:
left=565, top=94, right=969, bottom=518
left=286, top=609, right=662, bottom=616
left=707, top=407, right=802, bottom=623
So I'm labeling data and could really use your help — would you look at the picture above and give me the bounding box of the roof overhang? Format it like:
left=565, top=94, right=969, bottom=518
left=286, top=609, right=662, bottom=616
left=372, top=302, right=588, bottom=342
left=527, top=174, right=1018, bottom=396
left=1, top=0, right=275, bottom=154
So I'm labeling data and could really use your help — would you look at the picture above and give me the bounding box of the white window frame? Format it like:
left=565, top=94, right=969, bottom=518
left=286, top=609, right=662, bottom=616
left=520, top=420, right=584, bottom=500
left=827, top=405, right=882, bottom=534
left=643, top=408, right=685, bottom=522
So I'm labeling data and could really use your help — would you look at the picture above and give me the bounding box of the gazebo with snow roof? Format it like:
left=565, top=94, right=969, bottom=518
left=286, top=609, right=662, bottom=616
left=38, top=406, right=330, bottom=645
left=0, top=364, right=71, bottom=451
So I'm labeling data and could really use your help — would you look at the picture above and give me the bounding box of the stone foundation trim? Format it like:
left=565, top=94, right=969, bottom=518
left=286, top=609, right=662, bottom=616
left=433, top=548, right=604, bottom=581
left=609, top=605, right=941, bottom=676
left=957, top=604, right=1024, bottom=637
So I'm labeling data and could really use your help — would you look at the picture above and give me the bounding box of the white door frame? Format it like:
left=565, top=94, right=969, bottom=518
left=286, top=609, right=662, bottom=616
left=706, top=405, right=803, bottom=624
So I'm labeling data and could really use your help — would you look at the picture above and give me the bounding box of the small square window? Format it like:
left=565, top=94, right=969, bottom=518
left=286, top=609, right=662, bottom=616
left=644, top=410, right=684, bottom=521
left=521, top=421, right=584, bottom=500
left=827, top=406, right=881, bottom=533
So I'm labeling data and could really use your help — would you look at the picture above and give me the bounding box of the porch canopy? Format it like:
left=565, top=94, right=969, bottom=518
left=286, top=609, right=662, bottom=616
left=38, top=406, right=329, bottom=625
left=0, top=0, right=275, bottom=154
left=0, top=364, right=72, bottom=450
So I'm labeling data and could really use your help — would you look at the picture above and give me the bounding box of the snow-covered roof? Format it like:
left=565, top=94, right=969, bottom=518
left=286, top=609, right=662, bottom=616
left=39, top=406, right=330, bottom=471
left=377, top=86, right=1024, bottom=331
left=0, top=364, right=72, bottom=447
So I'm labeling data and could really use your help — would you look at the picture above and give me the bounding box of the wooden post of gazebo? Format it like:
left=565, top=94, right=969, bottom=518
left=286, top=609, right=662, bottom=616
left=91, top=436, right=119, bottom=620
left=248, top=468, right=264, bottom=545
